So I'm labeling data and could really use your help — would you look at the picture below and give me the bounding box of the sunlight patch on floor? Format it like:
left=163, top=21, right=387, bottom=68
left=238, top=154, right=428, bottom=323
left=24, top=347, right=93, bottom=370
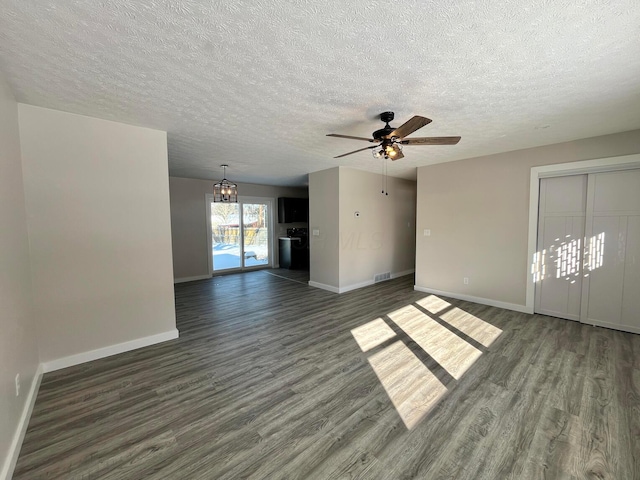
left=439, top=307, right=503, bottom=348
left=367, top=341, right=447, bottom=429
left=350, top=318, right=397, bottom=353
left=388, top=305, right=482, bottom=380
left=416, top=295, right=451, bottom=315
left=351, top=296, right=503, bottom=430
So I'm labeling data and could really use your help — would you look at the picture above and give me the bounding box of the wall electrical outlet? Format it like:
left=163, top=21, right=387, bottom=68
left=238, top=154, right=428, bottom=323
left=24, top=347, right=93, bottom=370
left=424, top=229, right=431, bottom=236
left=463, top=277, right=469, bottom=285
left=312, top=229, right=320, bottom=236
left=15, top=373, right=20, bottom=397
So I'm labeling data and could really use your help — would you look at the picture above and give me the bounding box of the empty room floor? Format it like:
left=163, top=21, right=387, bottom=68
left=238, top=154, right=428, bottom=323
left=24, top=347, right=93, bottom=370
left=13, top=272, right=640, bottom=479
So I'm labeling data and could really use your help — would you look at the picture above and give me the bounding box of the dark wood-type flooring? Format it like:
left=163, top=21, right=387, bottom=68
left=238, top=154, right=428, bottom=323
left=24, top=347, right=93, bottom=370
left=14, top=272, right=640, bottom=479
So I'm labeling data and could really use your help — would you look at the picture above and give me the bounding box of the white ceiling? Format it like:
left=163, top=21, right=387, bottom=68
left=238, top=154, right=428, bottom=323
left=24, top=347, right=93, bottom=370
left=1, top=1, right=639, bottom=187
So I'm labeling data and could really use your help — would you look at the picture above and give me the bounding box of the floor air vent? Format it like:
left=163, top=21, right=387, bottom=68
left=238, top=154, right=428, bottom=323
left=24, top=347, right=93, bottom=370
left=374, top=272, right=391, bottom=283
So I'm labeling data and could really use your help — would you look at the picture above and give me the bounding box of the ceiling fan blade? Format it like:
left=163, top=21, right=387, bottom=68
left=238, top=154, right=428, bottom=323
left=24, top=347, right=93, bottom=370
left=389, top=116, right=432, bottom=139
left=390, top=150, right=404, bottom=161
left=400, top=136, right=461, bottom=145
left=327, top=134, right=375, bottom=142
left=334, top=145, right=377, bottom=158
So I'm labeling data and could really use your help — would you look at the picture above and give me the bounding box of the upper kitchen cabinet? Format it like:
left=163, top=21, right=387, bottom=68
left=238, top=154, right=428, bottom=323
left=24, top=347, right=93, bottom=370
left=278, top=197, right=308, bottom=223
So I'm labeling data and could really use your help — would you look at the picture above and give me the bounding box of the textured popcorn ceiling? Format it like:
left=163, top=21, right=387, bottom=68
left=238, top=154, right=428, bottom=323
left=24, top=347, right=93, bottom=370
left=1, top=1, right=639, bottom=186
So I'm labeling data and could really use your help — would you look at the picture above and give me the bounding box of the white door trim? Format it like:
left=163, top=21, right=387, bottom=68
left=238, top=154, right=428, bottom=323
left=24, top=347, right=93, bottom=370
left=205, top=193, right=216, bottom=276
left=526, top=153, right=640, bottom=312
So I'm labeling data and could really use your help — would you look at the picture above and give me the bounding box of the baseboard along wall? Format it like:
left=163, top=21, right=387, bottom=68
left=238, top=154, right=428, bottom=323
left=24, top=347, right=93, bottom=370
left=1, top=329, right=179, bottom=480
left=309, top=269, right=415, bottom=294
left=1, top=365, right=43, bottom=480
left=413, top=285, right=533, bottom=314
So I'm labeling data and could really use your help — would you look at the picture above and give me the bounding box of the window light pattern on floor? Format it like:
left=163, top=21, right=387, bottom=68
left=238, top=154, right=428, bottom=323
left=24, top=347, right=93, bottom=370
left=351, top=295, right=502, bottom=429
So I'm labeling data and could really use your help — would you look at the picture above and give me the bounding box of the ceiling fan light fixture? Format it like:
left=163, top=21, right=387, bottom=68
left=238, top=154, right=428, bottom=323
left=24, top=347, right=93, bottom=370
left=384, top=143, right=402, bottom=158
left=213, top=164, right=238, bottom=203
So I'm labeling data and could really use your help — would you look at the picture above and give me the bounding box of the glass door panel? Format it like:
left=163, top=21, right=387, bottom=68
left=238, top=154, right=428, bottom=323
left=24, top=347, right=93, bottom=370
left=211, top=203, right=241, bottom=272
left=243, top=202, right=270, bottom=267
left=208, top=196, right=273, bottom=274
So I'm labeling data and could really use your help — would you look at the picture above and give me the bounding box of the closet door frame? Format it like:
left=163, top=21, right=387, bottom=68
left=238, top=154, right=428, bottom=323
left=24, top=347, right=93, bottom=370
left=525, top=153, right=640, bottom=314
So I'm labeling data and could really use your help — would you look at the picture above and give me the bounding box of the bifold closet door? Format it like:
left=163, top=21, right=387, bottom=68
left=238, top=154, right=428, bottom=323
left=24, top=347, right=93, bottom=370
left=534, top=175, right=587, bottom=320
left=581, top=169, right=640, bottom=334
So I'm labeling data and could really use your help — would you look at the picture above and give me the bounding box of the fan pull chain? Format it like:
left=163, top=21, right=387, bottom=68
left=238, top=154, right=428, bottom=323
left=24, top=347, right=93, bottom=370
left=384, top=156, right=389, bottom=195
left=381, top=155, right=385, bottom=194
left=380, top=157, right=389, bottom=196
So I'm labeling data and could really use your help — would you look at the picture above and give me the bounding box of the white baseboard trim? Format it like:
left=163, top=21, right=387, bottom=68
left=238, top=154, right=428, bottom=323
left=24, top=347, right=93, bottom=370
left=308, top=281, right=340, bottom=293
left=1, top=364, right=43, bottom=480
left=309, top=270, right=416, bottom=295
left=413, top=286, right=533, bottom=314
left=1, top=328, right=180, bottom=478
left=339, top=279, right=374, bottom=294
left=174, top=274, right=210, bottom=284
left=41, top=329, right=180, bottom=373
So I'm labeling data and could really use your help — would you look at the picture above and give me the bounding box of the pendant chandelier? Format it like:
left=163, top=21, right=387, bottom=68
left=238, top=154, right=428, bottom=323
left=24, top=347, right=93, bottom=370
left=213, top=164, right=238, bottom=203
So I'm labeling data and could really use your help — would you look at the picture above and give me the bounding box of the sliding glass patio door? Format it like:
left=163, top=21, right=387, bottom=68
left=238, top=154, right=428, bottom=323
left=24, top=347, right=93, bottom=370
left=206, top=195, right=273, bottom=274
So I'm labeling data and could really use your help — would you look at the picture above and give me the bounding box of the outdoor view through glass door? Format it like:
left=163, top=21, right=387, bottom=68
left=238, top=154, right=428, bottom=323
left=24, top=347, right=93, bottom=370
left=209, top=198, right=271, bottom=272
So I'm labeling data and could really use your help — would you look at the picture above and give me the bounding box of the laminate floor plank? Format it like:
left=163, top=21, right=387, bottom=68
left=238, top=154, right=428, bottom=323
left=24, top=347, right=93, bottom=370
left=13, top=271, right=640, bottom=479
left=520, top=406, right=577, bottom=480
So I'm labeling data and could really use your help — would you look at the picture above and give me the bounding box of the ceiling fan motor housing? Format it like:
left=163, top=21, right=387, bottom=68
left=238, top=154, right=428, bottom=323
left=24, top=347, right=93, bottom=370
left=373, top=127, right=394, bottom=140
left=373, top=111, right=396, bottom=140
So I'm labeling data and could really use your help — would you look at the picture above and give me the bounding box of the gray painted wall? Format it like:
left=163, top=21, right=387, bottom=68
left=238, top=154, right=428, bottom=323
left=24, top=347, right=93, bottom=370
left=169, top=176, right=308, bottom=279
left=309, top=168, right=340, bottom=288
left=415, top=129, right=640, bottom=307
left=0, top=67, right=39, bottom=480
left=309, top=167, right=417, bottom=291
left=19, top=105, right=177, bottom=363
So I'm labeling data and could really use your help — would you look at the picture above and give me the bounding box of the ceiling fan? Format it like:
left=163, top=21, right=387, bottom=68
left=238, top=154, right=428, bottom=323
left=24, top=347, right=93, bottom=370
left=327, top=111, right=461, bottom=160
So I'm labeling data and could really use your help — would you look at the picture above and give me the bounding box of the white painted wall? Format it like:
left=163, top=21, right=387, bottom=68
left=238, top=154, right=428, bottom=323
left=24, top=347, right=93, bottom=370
left=0, top=71, right=39, bottom=480
left=415, top=129, right=640, bottom=309
left=309, top=167, right=416, bottom=292
left=169, top=176, right=308, bottom=280
left=18, top=105, right=177, bottom=363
